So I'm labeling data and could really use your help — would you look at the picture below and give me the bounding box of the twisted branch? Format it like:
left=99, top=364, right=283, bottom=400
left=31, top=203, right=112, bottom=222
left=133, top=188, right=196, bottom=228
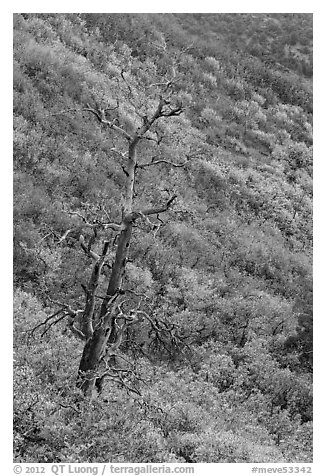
left=138, top=158, right=188, bottom=169
left=84, top=103, right=132, bottom=141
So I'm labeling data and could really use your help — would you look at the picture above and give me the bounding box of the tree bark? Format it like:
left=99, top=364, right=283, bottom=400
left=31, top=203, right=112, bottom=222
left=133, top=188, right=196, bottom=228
left=76, top=96, right=183, bottom=397
left=77, top=139, right=138, bottom=396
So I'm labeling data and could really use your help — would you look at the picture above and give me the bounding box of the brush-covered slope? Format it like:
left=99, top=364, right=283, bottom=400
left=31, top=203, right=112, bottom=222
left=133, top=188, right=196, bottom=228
left=13, top=13, right=312, bottom=463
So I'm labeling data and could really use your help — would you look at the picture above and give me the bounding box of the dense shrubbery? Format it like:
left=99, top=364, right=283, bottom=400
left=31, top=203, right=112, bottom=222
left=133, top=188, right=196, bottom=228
left=13, top=13, right=312, bottom=463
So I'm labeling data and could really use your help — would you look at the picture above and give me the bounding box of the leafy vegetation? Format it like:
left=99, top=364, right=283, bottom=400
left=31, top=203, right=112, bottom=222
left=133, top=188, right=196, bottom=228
left=13, top=13, right=312, bottom=463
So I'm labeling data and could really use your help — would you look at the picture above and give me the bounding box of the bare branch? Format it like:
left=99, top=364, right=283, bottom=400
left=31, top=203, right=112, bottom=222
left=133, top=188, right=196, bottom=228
left=139, top=194, right=177, bottom=217
left=47, top=298, right=81, bottom=316
left=135, top=96, right=181, bottom=138
left=141, top=129, right=164, bottom=145
left=120, top=70, right=133, bottom=97
left=153, top=223, right=163, bottom=238
left=100, top=373, right=142, bottom=396
left=138, top=159, right=188, bottom=169
left=46, top=107, right=82, bottom=117
left=64, top=206, right=123, bottom=234
left=66, top=209, right=94, bottom=227
left=75, top=217, right=122, bottom=232
left=69, top=323, right=87, bottom=341
left=79, top=235, right=100, bottom=261
left=161, top=102, right=183, bottom=117
left=137, top=135, right=158, bottom=144
left=47, top=102, right=133, bottom=140
left=103, top=100, right=120, bottom=113
left=103, top=223, right=124, bottom=231
left=37, top=231, right=56, bottom=245
left=59, top=403, right=81, bottom=414
left=134, top=310, right=161, bottom=333
left=100, top=203, right=111, bottom=221
left=84, top=104, right=132, bottom=141
left=40, top=313, right=69, bottom=337
left=146, top=81, right=172, bottom=90
left=155, top=213, right=165, bottom=224
left=122, top=289, right=151, bottom=300
left=119, top=70, right=145, bottom=120
left=29, top=309, right=64, bottom=337
left=58, top=229, right=74, bottom=243
left=145, top=78, right=181, bottom=95
left=29, top=299, right=84, bottom=338
left=110, top=147, right=128, bottom=159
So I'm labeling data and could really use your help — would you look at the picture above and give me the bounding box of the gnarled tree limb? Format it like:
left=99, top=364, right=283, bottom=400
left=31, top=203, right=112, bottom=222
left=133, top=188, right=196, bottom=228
left=138, top=158, right=188, bottom=169
left=138, top=194, right=177, bottom=217
left=84, top=103, right=132, bottom=141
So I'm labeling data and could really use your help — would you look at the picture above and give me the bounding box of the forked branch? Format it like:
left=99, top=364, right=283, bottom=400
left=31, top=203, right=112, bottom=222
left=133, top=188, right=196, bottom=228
left=139, top=194, right=177, bottom=217
left=29, top=302, right=83, bottom=338
left=84, top=104, right=132, bottom=141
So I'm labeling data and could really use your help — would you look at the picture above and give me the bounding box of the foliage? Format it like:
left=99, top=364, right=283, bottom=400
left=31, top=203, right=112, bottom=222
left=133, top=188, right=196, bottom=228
left=13, top=13, right=312, bottom=463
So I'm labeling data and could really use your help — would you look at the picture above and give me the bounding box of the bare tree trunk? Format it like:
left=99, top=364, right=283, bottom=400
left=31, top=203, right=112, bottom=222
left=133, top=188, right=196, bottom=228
left=77, top=221, right=133, bottom=396
left=75, top=97, right=184, bottom=397
left=77, top=138, right=137, bottom=397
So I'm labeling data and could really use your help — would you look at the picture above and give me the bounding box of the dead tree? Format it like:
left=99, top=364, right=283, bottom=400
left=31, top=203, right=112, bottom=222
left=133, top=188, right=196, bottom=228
left=63, top=94, right=187, bottom=397
left=29, top=46, right=198, bottom=399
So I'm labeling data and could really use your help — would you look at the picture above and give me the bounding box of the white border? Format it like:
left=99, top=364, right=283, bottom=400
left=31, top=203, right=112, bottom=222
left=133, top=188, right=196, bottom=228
left=5, top=4, right=324, bottom=474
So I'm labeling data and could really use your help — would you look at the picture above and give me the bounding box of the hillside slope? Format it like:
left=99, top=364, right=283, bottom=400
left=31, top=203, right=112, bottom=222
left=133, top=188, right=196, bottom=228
left=13, top=13, right=312, bottom=463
